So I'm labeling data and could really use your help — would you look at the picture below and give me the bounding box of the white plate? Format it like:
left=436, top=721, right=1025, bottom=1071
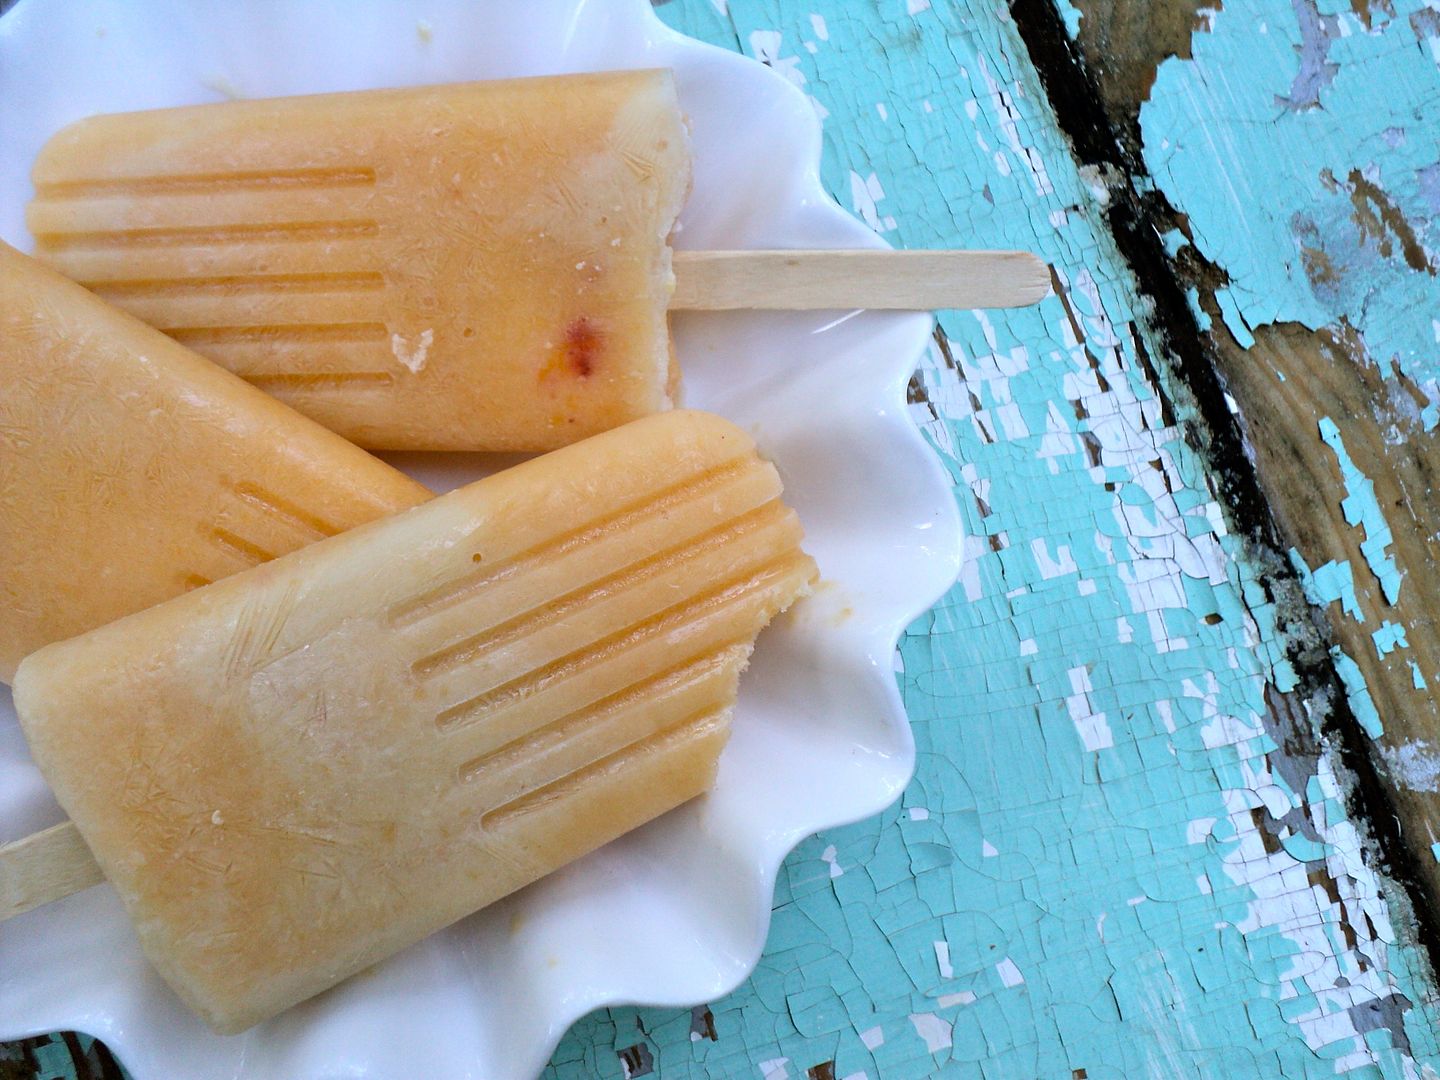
left=0, top=1, right=961, bottom=1076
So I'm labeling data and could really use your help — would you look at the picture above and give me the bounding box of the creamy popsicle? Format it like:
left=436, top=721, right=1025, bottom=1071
left=27, top=71, right=690, bottom=452
left=13, top=410, right=817, bottom=1034
left=0, top=241, right=431, bottom=682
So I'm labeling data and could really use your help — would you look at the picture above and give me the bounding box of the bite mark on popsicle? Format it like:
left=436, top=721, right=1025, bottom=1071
left=431, top=552, right=808, bottom=734
left=11, top=411, right=813, bottom=1034
left=409, top=500, right=789, bottom=679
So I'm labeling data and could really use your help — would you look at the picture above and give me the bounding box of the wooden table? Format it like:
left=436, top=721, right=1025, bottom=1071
left=7, top=0, right=1440, bottom=1076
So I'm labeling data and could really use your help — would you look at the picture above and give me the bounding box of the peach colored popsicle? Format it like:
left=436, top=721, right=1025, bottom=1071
left=0, top=241, right=430, bottom=681
left=27, top=71, right=690, bottom=452
left=13, top=410, right=816, bottom=1033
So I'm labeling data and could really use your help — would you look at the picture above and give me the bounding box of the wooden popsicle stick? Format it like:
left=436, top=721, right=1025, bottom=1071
left=670, top=249, right=1050, bottom=310
left=0, top=820, right=103, bottom=920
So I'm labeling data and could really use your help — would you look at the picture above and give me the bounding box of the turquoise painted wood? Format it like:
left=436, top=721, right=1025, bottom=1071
left=1141, top=0, right=1440, bottom=761
left=10, top=2, right=1440, bottom=1077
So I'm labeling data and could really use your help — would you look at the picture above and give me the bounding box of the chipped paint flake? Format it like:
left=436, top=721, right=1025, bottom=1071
left=906, top=1013, right=951, bottom=1054
left=1373, top=620, right=1410, bottom=657
left=1333, top=647, right=1386, bottom=738
left=995, top=957, right=1024, bottom=988
left=1318, top=417, right=1403, bottom=605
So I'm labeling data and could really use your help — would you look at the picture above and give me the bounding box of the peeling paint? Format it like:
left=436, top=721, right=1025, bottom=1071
left=1318, top=416, right=1403, bottom=606
left=1333, top=647, right=1386, bottom=739
left=1289, top=548, right=1364, bottom=621
left=1145, top=0, right=1440, bottom=388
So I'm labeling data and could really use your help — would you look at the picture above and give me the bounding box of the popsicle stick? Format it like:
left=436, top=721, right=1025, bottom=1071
left=0, top=820, right=103, bottom=920
left=670, top=249, right=1050, bottom=310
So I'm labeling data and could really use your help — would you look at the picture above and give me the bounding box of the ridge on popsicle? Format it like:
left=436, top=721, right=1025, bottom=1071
left=27, top=70, right=691, bottom=452
left=9, top=410, right=818, bottom=1035
left=0, top=240, right=431, bottom=682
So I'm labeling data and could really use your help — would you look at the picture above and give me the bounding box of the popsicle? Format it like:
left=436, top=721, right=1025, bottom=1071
left=27, top=70, right=691, bottom=452
left=10, top=410, right=817, bottom=1034
left=0, top=241, right=431, bottom=682
left=25, top=72, right=1053, bottom=453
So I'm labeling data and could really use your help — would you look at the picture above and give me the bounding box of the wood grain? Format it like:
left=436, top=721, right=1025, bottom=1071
left=1067, top=0, right=1440, bottom=927
left=0, top=822, right=103, bottom=920
left=670, top=249, right=1051, bottom=310
left=1205, top=319, right=1440, bottom=898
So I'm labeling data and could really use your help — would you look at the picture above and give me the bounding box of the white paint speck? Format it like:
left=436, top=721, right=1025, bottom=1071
left=759, top=1058, right=790, bottom=1080
left=1066, top=664, right=1114, bottom=751
left=1186, top=818, right=1216, bottom=844
left=982, top=840, right=999, bottom=857
left=1031, top=538, right=1078, bottom=579
left=1156, top=699, right=1177, bottom=733
left=849, top=170, right=892, bottom=234
left=820, top=844, right=844, bottom=878
left=937, top=991, right=977, bottom=1008
left=908, top=807, right=930, bottom=820
left=391, top=329, right=434, bottom=373
left=876, top=102, right=889, bottom=121
left=934, top=941, right=953, bottom=978
left=908, top=1012, right=952, bottom=1053
left=907, top=0, right=932, bottom=14
left=860, top=1025, right=885, bottom=1050
left=996, top=957, right=1024, bottom=987
left=809, top=13, right=828, bottom=40
left=1019, top=637, right=1038, bottom=656
left=748, top=30, right=828, bottom=119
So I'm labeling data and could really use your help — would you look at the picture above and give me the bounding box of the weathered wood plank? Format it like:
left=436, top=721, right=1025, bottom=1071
left=1063, top=0, right=1440, bottom=947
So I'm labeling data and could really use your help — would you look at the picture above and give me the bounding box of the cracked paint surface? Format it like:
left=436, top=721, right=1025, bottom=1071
left=544, top=2, right=1440, bottom=1077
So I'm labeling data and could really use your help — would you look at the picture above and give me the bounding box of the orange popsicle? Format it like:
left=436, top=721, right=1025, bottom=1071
left=12, top=410, right=816, bottom=1033
left=0, top=241, right=431, bottom=681
left=27, top=71, right=690, bottom=451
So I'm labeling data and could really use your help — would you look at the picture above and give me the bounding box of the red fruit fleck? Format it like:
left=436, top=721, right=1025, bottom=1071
left=563, top=318, right=602, bottom=378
